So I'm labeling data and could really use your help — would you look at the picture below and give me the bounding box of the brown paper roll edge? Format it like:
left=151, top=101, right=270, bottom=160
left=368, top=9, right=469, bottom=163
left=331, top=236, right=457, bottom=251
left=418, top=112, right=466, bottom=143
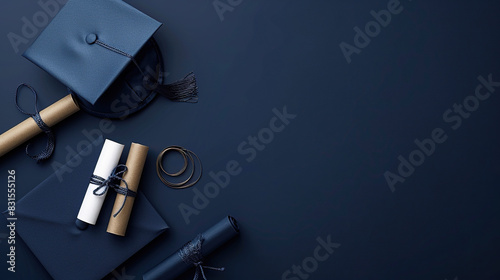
left=107, top=143, right=149, bottom=236
left=0, top=94, right=80, bottom=157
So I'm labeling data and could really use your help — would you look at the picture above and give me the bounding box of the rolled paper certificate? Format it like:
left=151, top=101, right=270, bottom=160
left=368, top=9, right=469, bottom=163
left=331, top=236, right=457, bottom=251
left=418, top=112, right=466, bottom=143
left=0, top=94, right=80, bottom=157
left=76, top=139, right=124, bottom=229
left=107, top=143, right=149, bottom=236
left=143, top=216, right=240, bottom=280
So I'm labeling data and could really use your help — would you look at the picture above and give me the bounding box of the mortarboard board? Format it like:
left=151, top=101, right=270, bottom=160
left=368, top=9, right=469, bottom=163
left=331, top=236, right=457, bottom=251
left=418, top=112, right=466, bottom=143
left=23, top=0, right=162, bottom=105
left=4, top=136, right=168, bottom=280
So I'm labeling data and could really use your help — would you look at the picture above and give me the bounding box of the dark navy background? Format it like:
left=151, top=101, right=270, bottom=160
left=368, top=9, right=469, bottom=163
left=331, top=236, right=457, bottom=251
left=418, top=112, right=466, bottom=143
left=1, top=0, right=500, bottom=279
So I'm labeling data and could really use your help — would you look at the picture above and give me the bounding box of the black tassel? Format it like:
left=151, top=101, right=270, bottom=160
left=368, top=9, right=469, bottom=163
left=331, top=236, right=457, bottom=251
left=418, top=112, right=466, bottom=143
left=91, top=38, right=198, bottom=103
left=156, top=72, right=199, bottom=103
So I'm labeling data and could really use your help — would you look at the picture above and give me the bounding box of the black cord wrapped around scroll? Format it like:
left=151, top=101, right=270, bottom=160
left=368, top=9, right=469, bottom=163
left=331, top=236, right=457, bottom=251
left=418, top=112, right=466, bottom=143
left=15, top=84, right=55, bottom=162
left=178, top=234, right=225, bottom=280
left=90, top=164, right=136, bottom=217
left=143, top=216, right=240, bottom=280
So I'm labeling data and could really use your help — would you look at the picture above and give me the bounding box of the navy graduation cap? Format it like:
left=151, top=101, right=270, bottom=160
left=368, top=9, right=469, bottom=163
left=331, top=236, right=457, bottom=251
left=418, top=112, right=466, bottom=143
left=23, top=0, right=198, bottom=110
left=24, top=0, right=162, bottom=105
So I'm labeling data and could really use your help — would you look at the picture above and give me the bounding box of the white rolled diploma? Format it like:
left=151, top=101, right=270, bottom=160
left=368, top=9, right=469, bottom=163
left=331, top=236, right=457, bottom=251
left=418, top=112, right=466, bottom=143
left=76, top=139, right=124, bottom=227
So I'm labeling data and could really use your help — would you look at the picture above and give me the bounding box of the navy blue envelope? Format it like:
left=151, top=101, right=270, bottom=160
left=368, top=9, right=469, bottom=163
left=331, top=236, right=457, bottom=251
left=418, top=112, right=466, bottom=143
left=23, top=0, right=162, bottom=105
left=4, top=137, right=168, bottom=280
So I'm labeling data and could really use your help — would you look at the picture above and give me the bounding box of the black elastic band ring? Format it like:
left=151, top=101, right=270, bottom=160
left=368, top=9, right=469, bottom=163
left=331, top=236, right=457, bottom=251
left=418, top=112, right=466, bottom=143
left=158, top=146, right=193, bottom=187
left=159, top=147, right=188, bottom=176
left=156, top=146, right=202, bottom=189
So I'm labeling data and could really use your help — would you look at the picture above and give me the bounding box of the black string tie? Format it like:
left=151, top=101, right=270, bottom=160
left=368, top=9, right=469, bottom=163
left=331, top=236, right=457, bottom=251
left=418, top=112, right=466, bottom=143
left=178, top=234, right=225, bottom=280
left=90, top=164, right=136, bottom=217
left=15, top=83, right=55, bottom=163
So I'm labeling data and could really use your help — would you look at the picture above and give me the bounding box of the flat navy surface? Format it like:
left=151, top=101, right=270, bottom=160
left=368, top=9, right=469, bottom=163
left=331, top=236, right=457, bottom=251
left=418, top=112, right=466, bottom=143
left=1, top=0, right=499, bottom=279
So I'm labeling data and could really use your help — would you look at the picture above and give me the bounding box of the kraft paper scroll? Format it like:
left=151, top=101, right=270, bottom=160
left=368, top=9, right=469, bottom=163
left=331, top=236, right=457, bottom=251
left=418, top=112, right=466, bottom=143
left=77, top=139, right=124, bottom=226
left=107, top=143, right=149, bottom=236
left=0, top=94, right=80, bottom=157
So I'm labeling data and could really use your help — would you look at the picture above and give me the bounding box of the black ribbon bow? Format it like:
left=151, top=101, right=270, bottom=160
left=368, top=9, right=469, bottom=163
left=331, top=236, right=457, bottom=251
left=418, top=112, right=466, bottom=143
left=178, top=234, right=225, bottom=280
left=90, top=164, right=136, bottom=217
left=15, top=84, right=55, bottom=162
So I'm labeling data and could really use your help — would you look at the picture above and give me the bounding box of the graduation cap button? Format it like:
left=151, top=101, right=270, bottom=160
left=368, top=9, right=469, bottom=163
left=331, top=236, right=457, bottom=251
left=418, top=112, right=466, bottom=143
left=86, top=33, right=97, bottom=45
